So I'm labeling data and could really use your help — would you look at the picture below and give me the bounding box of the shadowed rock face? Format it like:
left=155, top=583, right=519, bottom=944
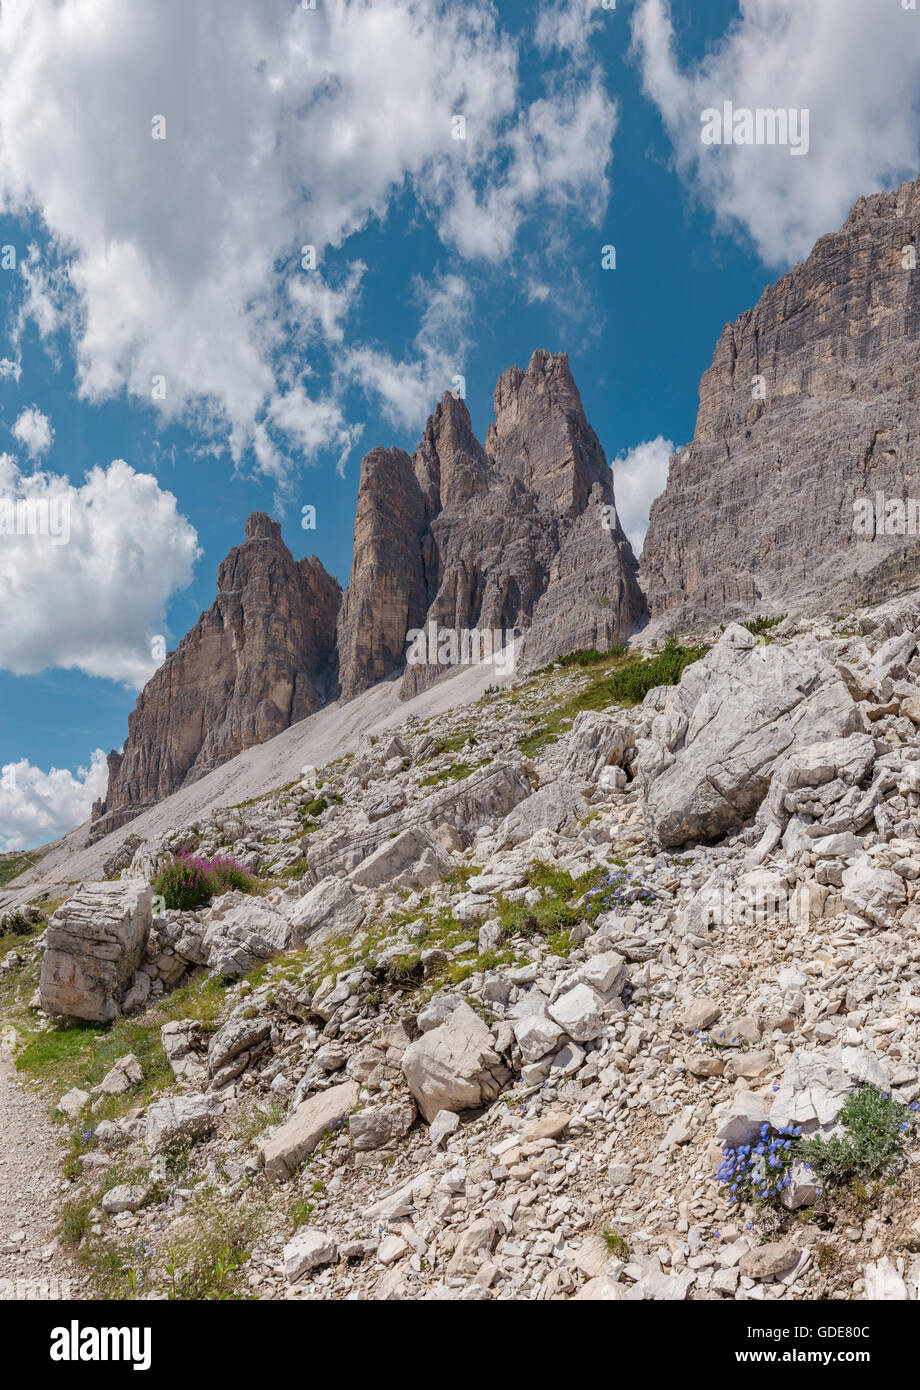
left=641, top=176, right=920, bottom=629
left=92, top=513, right=341, bottom=837
left=337, top=349, right=645, bottom=700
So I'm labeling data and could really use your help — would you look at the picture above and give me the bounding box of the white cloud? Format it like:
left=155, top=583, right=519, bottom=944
left=0, top=455, right=200, bottom=686
left=0, top=0, right=616, bottom=479
left=0, top=748, right=107, bottom=851
left=535, top=0, right=611, bottom=60
left=631, top=0, right=920, bottom=265
left=11, top=405, right=53, bottom=457
left=612, top=435, right=674, bottom=554
left=288, top=262, right=366, bottom=347
left=340, top=274, right=473, bottom=430
left=436, top=76, right=617, bottom=262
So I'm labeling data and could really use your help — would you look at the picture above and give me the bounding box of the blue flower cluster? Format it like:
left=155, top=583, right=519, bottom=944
left=716, top=1123, right=804, bottom=1205
left=591, top=868, right=657, bottom=910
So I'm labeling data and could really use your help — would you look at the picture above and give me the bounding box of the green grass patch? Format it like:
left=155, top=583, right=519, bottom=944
left=494, top=861, right=609, bottom=948
left=518, top=635, right=707, bottom=756
left=0, top=848, right=44, bottom=888
left=419, top=760, right=484, bottom=788
left=15, top=968, right=235, bottom=1105
left=600, top=1227, right=630, bottom=1260
left=542, top=645, right=627, bottom=671
left=417, top=731, right=474, bottom=764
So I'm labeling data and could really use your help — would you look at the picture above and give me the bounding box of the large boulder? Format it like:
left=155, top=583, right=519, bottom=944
left=400, top=1001, right=510, bottom=1122
left=493, top=777, right=587, bottom=851
left=841, top=856, right=907, bottom=929
left=770, top=1048, right=889, bottom=1134
left=207, top=1014, right=272, bottom=1085
left=289, top=878, right=365, bottom=940
left=161, top=1020, right=207, bottom=1081
left=145, top=1094, right=224, bottom=1150
left=260, top=1080, right=360, bottom=1178
left=310, top=759, right=534, bottom=882
left=40, top=881, right=153, bottom=1022
left=754, top=733, right=877, bottom=838
left=558, top=710, right=632, bottom=782
left=348, top=826, right=451, bottom=890
left=200, top=896, right=293, bottom=977
left=283, top=1228, right=337, bottom=1282
left=637, top=625, right=861, bottom=848
left=348, top=1099, right=416, bottom=1151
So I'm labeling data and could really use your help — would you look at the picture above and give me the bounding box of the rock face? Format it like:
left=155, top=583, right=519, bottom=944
left=261, top=1080, right=360, bottom=1178
left=154, top=891, right=295, bottom=980
left=40, top=881, right=153, bottom=1022
left=92, top=513, right=341, bottom=837
left=400, top=1001, right=510, bottom=1122
left=80, top=353, right=646, bottom=841
left=337, top=350, right=645, bottom=700
left=636, top=624, right=861, bottom=848
left=642, top=176, right=920, bottom=627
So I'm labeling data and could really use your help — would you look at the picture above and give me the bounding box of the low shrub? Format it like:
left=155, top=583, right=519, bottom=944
left=602, top=634, right=708, bottom=706
left=5, top=911, right=34, bottom=936
left=557, top=646, right=626, bottom=669
left=152, top=852, right=256, bottom=911
left=743, top=614, right=785, bottom=636
left=797, top=1086, right=919, bottom=1185
left=715, top=1087, right=920, bottom=1212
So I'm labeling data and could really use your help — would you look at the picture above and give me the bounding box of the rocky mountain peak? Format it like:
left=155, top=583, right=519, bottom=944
left=486, top=349, right=608, bottom=516
left=414, top=392, right=490, bottom=512
left=338, top=350, right=645, bottom=702
left=91, top=515, right=341, bottom=838
left=641, top=174, right=920, bottom=627
left=89, top=354, right=645, bottom=830
left=244, top=511, right=283, bottom=542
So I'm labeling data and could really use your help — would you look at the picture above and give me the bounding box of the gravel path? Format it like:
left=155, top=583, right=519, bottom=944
left=0, top=1037, right=87, bottom=1300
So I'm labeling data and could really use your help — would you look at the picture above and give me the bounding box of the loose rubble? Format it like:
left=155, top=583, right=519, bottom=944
left=4, top=598, right=920, bottom=1301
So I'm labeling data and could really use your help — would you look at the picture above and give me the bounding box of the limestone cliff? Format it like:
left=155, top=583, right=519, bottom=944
left=641, top=176, right=920, bottom=627
left=337, top=349, right=645, bottom=700
left=91, top=514, right=341, bottom=837
left=92, top=353, right=644, bottom=835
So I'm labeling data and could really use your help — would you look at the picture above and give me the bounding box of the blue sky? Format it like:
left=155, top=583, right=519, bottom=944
left=1, top=0, right=918, bottom=850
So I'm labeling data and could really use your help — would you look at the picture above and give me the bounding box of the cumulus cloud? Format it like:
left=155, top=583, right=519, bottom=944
left=0, top=0, right=617, bottom=480
left=631, top=0, right=920, bottom=265
left=340, top=274, right=473, bottom=431
left=0, top=454, right=200, bottom=686
left=535, top=0, right=611, bottom=60
left=0, top=748, right=108, bottom=851
left=612, top=435, right=674, bottom=554
left=11, top=405, right=53, bottom=457
left=435, top=77, right=617, bottom=262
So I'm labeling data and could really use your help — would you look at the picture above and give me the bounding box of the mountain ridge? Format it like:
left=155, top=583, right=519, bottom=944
left=93, top=350, right=642, bottom=837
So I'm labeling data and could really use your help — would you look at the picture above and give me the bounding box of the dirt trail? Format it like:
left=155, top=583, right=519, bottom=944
left=0, top=1037, right=86, bottom=1300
